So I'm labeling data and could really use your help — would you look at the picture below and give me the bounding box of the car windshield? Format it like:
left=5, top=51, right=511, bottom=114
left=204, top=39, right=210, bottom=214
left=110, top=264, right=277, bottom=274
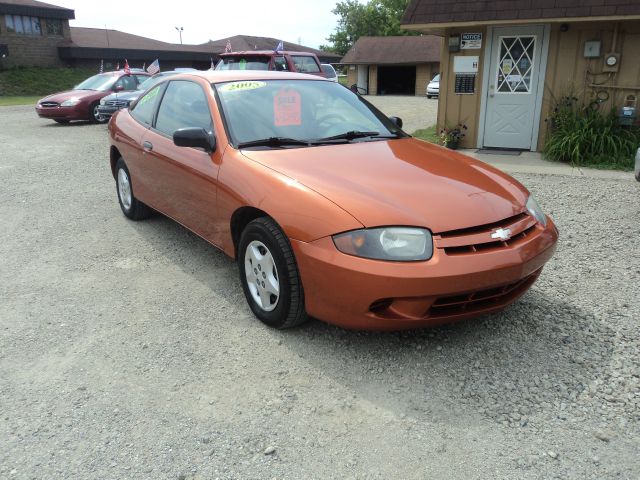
left=216, top=57, right=271, bottom=71
left=214, top=79, right=405, bottom=147
left=432, top=74, right=440, bottom=82
left=137, top=72, right=177, bottom=91
left=75, top=74, right=118, bottom=91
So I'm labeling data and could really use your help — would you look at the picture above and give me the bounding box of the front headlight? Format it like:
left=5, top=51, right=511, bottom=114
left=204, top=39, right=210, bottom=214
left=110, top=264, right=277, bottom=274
left=60, top=98, right=80, bottom=107
left=99, top=98, right=106, bottom=105
left=333, top=227, right=433, bottom=261
left=526, top=195, right=547, bottom=227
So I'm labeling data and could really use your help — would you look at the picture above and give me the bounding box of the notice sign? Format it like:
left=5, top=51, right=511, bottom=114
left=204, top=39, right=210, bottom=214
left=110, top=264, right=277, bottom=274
left=461, top=33, right=482, bottom=50
left=274, top=89, right=301, bottom=126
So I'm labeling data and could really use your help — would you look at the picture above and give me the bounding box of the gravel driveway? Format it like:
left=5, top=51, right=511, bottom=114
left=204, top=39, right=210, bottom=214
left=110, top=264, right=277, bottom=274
left=364, top=95, right=438, bottom=133
left=1, top=105, right=638, bottom=479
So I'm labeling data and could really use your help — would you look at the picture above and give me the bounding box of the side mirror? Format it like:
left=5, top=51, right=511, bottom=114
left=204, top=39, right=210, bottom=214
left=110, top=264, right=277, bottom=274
left=173, top=127, right=216, bottom=153
left=389, top=116, right=403, bottom=129
left=114, top=84, right=124, bottom=92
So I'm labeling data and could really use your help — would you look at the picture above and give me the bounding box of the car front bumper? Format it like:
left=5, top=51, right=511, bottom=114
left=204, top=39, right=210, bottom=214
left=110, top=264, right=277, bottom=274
left=35, top=104, right=88, bottom=121
left=292, top=217, right=558, bottom=330
left=427, top=87, right=439, bottom=96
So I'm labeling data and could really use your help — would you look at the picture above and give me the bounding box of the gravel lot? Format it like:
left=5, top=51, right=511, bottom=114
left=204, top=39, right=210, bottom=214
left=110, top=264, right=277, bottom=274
left=1, top=105, right=639, bottom=479
left=365, top=95, right=438, bottom=133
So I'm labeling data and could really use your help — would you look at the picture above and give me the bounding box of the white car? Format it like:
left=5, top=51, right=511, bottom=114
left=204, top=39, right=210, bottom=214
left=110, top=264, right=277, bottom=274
left=321, top=63, right=338, bottom=82
left=426, top=73, right=440, bottom=99
left=634, top=147, right=640, bottom=181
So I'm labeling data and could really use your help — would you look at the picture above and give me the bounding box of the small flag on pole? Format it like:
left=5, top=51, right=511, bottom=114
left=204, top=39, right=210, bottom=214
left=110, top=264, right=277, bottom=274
left=142, top=62, right=146, bottom=71
left=123, top=59, right=131, bottom=75
left=146, top=59, right=160, bottom=75
left=210, top=57, right=215, bottom=70
left=116, top=62, right=120, bottom=70
left=275, top=40, right=283, bottom=52
left=99, top=59, right=104, bottom=74
left=225, top=39, right=232, bottom=53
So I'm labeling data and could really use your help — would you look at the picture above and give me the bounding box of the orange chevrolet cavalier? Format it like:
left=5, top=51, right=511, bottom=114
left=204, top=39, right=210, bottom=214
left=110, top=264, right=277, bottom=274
left=108, top=71, right=558, bottom=330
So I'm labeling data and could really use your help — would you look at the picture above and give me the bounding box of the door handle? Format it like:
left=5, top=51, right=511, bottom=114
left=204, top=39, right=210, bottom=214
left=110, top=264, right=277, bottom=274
left=143, top=141, right=153, bottom=151
left=489, top=85, right=495, bottom=97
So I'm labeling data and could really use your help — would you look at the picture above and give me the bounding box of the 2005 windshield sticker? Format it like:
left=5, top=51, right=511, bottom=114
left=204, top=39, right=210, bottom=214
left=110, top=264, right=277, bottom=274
left=274, top=88, right=301, bottom=126
left=219, top=81, right=266, bottom=92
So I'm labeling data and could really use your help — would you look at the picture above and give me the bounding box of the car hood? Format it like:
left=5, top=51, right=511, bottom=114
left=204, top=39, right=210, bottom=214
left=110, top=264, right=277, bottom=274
left=241, top=138, right=530, bottom=233
left=102, top=90, right=142, bottom=102
left=39, top=89, right=104, bottom=103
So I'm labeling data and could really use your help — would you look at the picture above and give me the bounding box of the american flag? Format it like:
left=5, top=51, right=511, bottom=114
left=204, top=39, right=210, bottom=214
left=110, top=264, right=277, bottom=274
left=99, top=59, right=103, bottom=74
left=123, top=59, right=131, bottom=75
left=210, top=57, right=215, bottom=70
left=275, top=40, right=283, bottom=52
left=146, top=59, right=160, bottom=75
left=116, top=62, right=120, bottom=70
left=225, top=39, right=232, bottom=53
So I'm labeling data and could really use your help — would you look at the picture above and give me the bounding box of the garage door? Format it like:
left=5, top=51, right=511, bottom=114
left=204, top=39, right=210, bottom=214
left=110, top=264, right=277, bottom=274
left=377, top=66, right=416, bottom=95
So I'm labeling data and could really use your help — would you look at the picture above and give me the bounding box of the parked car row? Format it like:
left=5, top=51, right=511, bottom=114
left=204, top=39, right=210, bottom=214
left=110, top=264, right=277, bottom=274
left=36, top=70, right=150, bottom=123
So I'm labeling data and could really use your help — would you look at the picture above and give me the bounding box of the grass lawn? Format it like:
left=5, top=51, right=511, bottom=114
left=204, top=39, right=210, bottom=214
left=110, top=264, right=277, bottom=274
left=411, top=125, right=439, bottom=144
left=0, top=96, right=40, bottom=106
left=0, top=66, right=95, bottom=96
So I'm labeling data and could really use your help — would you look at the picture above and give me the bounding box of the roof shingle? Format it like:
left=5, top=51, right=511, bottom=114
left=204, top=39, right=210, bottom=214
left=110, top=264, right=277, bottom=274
left=341, top=36, right=441, bottom=65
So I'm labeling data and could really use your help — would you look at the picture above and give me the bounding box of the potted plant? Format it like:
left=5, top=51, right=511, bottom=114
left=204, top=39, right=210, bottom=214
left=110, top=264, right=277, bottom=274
left=439, top=123, right=468, bottom=149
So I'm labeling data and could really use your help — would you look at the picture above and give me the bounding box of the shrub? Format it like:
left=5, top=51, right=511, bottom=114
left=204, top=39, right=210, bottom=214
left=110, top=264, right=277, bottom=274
left=543, top=96, right=639, bottom=170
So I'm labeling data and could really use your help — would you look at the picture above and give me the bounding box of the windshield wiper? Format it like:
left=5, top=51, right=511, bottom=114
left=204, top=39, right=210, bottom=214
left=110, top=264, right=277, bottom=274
left=314, top=130, right=380, bottom=142
left=237, top=137, right=310, bottom=149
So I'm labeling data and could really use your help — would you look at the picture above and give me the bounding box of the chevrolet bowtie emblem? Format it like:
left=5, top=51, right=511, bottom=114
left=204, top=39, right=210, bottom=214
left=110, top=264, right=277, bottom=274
left=491, top=228, right=512, bottom=241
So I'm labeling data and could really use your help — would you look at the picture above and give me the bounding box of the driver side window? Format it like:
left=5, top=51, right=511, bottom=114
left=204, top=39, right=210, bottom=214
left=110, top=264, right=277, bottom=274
left=155, top=80, right=213, bottom=137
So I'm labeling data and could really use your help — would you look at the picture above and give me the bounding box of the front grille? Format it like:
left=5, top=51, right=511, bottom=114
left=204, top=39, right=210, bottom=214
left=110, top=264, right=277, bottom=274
left=39, top=102, right=59, bottom=108
left=105, top=100, right=129, bottom=108
left=435, top=212, right=539, bottom=255
left=428, top=270, right=540, bottom=317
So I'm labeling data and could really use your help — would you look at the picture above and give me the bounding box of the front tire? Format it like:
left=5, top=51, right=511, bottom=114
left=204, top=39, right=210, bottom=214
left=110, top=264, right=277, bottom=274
left=115, top=158, right=151, bottom=220
left=238, top=217, right=307, bottom=329
left=90, top=102, right=108, bottom=124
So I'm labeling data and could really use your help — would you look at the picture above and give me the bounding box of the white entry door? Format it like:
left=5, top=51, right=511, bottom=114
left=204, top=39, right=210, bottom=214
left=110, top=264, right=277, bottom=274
left=483, top=25, right=545, bottom=149
left=357, top=65, right=369, bottom=94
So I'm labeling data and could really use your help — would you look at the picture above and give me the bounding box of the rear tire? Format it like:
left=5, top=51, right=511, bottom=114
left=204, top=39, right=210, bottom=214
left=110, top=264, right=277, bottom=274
left=115, top=158, right=152, bottom=220
left=238, top=217, right=307, bottom=329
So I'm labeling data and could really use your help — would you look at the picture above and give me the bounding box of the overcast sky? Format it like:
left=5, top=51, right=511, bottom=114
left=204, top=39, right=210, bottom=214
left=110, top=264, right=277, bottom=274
left=48, top=0, right=341, bottom=49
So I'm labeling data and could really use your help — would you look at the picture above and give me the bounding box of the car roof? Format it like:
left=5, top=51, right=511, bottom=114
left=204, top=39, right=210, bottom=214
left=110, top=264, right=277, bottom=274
left=220, top=51, right=317, bottom=57
left=167, top=70, right=330, bottom=84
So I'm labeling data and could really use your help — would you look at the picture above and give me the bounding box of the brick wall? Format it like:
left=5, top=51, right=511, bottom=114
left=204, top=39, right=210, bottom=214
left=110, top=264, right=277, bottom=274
left=415, top=62, right=440, bottom=96
left=0, top=14, right=71, bottom=68
left=347, top=65, right=357, bottom=88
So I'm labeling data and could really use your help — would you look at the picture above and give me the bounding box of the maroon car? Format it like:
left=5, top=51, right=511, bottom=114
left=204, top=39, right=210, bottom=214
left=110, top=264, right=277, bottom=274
left=35, top=71, right=150, bottom=124
left=215, top=51, right=326, bottom=77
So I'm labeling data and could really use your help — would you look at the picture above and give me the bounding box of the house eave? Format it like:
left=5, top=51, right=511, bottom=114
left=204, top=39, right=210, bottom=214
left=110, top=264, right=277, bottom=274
left=402, top=15, right=640, bottom=35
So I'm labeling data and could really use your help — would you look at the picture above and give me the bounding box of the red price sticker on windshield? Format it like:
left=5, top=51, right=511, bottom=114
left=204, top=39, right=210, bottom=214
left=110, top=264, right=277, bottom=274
left=274, top=89, right=301, bottom=126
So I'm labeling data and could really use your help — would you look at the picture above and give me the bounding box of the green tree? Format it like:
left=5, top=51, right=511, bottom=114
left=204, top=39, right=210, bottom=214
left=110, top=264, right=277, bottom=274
left=320, top=0, right=416, bottom=56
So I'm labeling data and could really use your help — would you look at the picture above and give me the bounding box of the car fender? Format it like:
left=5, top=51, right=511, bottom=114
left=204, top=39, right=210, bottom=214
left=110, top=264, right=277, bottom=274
left=217, top=147, right=363, bottom=257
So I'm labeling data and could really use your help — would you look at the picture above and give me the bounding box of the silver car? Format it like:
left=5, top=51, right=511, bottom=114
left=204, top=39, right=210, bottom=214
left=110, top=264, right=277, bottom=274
left=426, top=73, right=439, bottom=99
left=321, top=63, right=338, bottom=82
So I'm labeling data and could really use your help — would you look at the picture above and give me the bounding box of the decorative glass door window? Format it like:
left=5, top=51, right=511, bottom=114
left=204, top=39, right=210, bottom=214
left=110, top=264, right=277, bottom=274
left=496, top=36, right=536, bottom=94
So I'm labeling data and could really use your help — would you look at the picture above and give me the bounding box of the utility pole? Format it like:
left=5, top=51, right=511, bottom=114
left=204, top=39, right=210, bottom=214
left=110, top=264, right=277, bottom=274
left=175, top=26, right=184, bottom=44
